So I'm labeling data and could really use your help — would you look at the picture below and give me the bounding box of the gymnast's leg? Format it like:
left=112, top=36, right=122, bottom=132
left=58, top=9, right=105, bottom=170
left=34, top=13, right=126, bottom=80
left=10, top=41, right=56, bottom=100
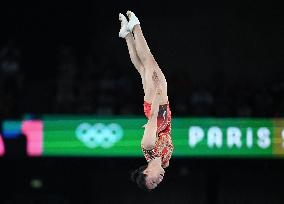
left=127, top=11, right=159, bottom=68
left=119, top=13, right=144, bottom=74
left=126, top=11, right=169, bottom=103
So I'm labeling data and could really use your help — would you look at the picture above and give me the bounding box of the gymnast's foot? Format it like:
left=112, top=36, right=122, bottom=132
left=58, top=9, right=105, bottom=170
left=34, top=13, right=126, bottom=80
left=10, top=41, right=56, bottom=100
left=126, top=11, right=140, bottom=32
left=119, top=13, right=130, bottom=38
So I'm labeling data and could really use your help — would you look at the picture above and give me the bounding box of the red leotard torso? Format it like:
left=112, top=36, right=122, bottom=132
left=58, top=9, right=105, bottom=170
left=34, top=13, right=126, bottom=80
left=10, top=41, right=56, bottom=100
left=142, top=101, right=174, bottom=168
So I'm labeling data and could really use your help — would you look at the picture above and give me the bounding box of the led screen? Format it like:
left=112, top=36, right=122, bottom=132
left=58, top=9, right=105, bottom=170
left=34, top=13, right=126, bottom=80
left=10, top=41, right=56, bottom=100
left=1, top=116, right=284, bottom=157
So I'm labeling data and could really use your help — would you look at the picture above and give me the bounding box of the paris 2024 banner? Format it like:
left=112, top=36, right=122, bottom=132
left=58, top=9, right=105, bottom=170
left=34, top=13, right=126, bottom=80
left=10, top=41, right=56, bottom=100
left=1, top=116, right=284, bottom=157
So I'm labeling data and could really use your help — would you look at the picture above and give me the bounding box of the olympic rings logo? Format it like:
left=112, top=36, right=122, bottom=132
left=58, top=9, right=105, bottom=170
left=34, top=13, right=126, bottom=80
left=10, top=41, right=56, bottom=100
left=75, top=123, right=124, bottom=148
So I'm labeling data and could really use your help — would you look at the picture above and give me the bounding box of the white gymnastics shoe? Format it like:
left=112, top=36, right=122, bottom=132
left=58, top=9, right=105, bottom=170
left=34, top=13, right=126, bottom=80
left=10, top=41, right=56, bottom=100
left=126, top=11, right=140, bottom=32
left=119, top=13, right=130, bottom=38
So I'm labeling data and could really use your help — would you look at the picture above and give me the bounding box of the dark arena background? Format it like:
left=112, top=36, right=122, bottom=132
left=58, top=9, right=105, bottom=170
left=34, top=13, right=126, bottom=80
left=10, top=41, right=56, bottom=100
left=0, top=0, right=284, bottom=203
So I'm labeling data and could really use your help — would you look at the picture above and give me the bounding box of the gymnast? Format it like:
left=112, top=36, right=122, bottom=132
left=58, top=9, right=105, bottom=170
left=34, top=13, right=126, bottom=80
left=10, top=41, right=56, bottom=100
left=119, top=11, right=174, bottom=190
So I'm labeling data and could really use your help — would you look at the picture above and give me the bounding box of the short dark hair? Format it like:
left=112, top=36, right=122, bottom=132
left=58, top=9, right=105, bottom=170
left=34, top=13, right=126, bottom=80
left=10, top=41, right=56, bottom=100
left=130, top=164, right=150, bottom=191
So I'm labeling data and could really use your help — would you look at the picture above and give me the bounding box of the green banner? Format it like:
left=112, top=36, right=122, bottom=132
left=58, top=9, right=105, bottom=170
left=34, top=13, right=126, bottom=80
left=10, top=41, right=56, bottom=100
left=172, top=118, right=273, bottom=157
left=43, top=117, right=146, bottom=157
left=43, top=116, right=284, bottom=157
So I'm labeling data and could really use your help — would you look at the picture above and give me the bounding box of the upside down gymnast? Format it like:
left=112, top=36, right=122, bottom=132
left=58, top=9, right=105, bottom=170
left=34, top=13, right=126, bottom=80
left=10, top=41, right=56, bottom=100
left=119, top=11, right=174, bottom=190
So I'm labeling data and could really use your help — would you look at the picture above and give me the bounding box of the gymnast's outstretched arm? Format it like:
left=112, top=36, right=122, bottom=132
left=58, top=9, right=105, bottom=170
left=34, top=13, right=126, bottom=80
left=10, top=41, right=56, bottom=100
left=141, top=84, right=162, bottom=149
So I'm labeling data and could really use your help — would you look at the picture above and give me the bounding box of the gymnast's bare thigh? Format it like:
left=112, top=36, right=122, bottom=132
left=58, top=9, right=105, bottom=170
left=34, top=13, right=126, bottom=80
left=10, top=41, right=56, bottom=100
left=141, top=65, right=168, bottom=104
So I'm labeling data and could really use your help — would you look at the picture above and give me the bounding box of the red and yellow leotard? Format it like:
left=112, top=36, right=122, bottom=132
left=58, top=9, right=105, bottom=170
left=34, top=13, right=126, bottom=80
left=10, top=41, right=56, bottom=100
left=142, top=101, right=174, bottom=168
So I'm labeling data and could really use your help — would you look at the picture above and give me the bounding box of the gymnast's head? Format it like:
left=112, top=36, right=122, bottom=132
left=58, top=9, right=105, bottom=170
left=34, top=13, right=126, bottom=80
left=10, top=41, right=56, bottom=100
left=131, top=163, right=165, bottom=190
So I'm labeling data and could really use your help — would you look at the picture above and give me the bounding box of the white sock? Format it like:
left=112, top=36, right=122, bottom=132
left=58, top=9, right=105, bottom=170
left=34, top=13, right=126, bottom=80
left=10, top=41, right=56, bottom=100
left=119, top=13, right=130, bottom=38
left=126, top=11, right=140, bottom=32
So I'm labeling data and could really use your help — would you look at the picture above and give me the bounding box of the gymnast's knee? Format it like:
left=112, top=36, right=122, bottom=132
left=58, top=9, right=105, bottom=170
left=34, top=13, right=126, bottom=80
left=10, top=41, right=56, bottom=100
left=140, top=54, right=158, bottom=68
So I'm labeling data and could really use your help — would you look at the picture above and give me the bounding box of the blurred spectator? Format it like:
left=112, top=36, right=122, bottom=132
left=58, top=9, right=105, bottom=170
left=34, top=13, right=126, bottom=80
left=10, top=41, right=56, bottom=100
left=54, top=45, right=77, bottom=113
left=190, top=88, right=214, bottom=116
left=1, top=41, right=283, bottom=118
left=95, top=69, right=117, bottom=115
left=0, top=40, right=21, bottom=76
left=0, top=40, right=23, bottom=118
